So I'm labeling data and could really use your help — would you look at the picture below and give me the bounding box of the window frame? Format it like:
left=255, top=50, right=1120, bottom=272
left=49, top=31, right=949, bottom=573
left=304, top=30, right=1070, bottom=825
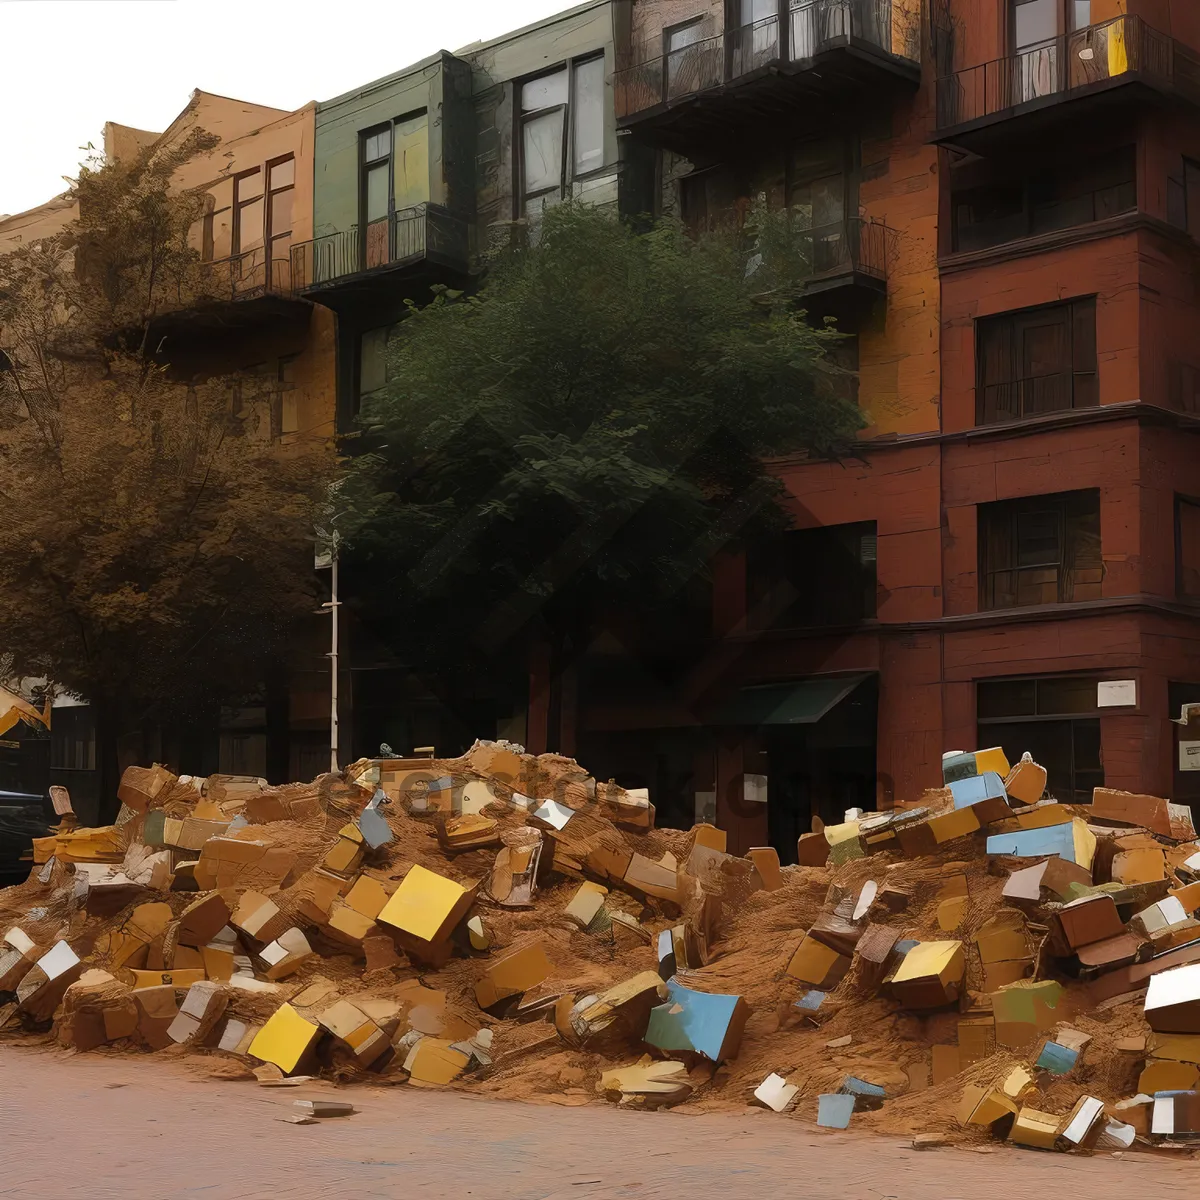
left=517, top=52, right=608, bottom=216
left=1176, top=493, right=1200, bottom=601
left=978, top=488, right=1103, bottom=611
left=265, top=154, right=295, bottom=282
left=359, top=111, right=429, bottom=267
left=232, top=167, right=265, bottom=258
left=975, top=296, right=1098, bottom=425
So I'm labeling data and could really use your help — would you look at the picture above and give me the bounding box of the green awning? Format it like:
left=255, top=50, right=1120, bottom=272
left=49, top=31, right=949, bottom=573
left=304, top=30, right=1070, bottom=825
left=716, top=674, right=870, bottom=726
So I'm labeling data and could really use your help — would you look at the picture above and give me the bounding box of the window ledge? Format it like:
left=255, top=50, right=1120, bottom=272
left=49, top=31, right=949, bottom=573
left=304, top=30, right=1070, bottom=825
left=939, top=211, right=1193, bottom=274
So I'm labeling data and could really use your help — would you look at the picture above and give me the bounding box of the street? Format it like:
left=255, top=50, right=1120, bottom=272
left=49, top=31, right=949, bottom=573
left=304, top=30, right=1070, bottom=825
left=0, top=1044, right=1196, bottom=1200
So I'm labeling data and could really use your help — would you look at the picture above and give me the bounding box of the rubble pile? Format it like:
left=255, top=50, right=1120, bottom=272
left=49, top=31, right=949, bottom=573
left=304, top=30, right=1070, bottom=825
left=5, top=740, right=1200, bottom=1149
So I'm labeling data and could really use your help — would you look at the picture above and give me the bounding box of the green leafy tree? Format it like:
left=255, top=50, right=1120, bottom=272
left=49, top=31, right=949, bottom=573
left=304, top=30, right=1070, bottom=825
left=0, top=132, right=332, bottom=810
left=337, top=203, right=862, bottom=727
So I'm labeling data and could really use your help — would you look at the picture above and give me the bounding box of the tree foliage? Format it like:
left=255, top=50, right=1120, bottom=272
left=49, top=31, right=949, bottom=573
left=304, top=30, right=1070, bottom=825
left=0, top=132, right=332, bottom=735
left=338, top=203, right=863, bottom=678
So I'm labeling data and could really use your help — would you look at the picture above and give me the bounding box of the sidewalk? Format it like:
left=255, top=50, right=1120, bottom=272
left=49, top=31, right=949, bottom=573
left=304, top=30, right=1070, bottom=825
left=0, top=1044, right=1197, bottom=1200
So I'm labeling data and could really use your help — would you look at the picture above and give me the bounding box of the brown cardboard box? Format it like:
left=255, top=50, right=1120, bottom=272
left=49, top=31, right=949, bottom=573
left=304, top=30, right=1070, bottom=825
left=1053, top=893, right=1124, bottom=952
left=117, top=764, right=176, bottom=813
left=889, top=941, right=965, bottom=1010
left=748, top=847, right=782, bottom=891
left=1112, top=847, right=1166, bottom=886
left=623, top=853, right=682, bottom=904
left=855, top=924, right=901, bottom=989
left=1091, top=788, right=1173, bottom=837
left=797, top=832, right=829, bottom=867
left=1004, top=759, right=1048, bottom=806
left=692, top=824, right=726, bottom=854
left=177, top=893, right=232, bottom=948
left=1010, top=1106, right=1061, bottom=1149
left=809, top=910, right=864, bottom=958
left=787, top=935, right=851, bottom=989
left=474, top=940, right=553, bottom=1010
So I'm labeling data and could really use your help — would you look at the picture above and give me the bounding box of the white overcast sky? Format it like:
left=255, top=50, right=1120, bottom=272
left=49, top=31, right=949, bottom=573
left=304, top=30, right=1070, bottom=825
left=0, top=0, right=584, bottom=216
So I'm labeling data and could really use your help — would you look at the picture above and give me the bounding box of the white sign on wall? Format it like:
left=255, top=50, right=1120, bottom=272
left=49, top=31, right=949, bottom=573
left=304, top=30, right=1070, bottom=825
left=1180, top=741, right=1200, bottom=772
left=1097, top=679, right=1137, bottom=708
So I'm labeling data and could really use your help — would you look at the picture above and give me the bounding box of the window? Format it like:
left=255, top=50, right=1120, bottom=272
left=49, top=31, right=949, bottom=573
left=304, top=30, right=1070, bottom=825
left=789, top=137, right=851, bottom=273
left=233, top=169, right=264, bottom=256
left=519, top=55, right=607, bottom=215
left=1177, top=497, right=1200, bottom=600
left=977, top=674, right=1102, bottom=803
left=358, top=325, right=397, bottom=411
left=952, top=147, right=1135, bottom=252
left=360, top=114, right=431, bottom=267
left=747, top=522, right=877, bottom=630
left=49, top=705, right=95, bottom=772
left=1185, top=159, right=1200, bottom=236
left=979, top=490, right=1102, bottom=610
left=976, top=297, right=1097, bottom=424
left=266, top=157, right=294, bottom=282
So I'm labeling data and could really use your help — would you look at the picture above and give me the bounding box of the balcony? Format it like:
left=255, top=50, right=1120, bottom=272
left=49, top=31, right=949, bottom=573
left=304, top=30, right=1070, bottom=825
left=615, top=0, right=921, bottom=155
left=792, top=217, right=894, bottom=325
left=290, top=203, right=471, bottom=309
left=935, top=15, right=1200, bottom=155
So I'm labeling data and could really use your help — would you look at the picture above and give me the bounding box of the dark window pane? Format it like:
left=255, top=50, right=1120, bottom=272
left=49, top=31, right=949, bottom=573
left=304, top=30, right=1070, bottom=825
left=1179, top=500, right=1200, bottom=599
left=977, top=678, right=1037, bottom=719
left=747, top=522, right=876, bottom=629
left=1036, top=676, right=1098, bottom=715
left=977, top=716, right=1103, bottom=803
left=1015, top=509, right=1061, bottom=567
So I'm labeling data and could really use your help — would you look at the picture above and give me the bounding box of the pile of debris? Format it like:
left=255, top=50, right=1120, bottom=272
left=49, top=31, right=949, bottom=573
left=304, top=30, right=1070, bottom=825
left=4, top=739, right=1200, bottom=1150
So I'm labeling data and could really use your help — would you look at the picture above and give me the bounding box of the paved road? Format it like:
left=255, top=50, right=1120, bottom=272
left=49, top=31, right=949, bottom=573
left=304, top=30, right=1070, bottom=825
left=0, top=1044, right=1197, bottom=1199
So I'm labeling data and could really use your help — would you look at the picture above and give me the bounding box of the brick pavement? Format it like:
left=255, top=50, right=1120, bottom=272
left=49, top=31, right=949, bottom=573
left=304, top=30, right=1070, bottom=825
left=0, top=1043, right=1197, bottom=1200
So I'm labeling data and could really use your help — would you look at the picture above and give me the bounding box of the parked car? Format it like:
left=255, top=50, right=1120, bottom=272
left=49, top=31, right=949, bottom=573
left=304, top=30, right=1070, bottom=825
left=0, top=789, right=51, bottom=886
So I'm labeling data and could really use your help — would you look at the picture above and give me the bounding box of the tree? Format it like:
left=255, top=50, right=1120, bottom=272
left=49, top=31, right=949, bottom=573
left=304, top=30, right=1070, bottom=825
left=337, top=203, right=863, bottom=731
left=0, top=131, right=332, bottom=808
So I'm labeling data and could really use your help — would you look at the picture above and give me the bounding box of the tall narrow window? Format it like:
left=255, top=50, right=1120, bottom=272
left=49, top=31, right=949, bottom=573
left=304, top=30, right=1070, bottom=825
left=233, top=169, right=264, bottom=256
left=665, top=19, right=708, bottom=100
left=521, top=68, right=568, bottom=213
left=393, top=114, right=430, bottom=210
left=519, top=56, right=609, bottom=215
left=977, top=298, right=1097, bottom=424
left=277, top=354, right=299, bottom=439
left=362, top=125, right=391, bottom=268
left=266, top=157, right=294, bottom=286
left=573, top=56, right=605, bottom=177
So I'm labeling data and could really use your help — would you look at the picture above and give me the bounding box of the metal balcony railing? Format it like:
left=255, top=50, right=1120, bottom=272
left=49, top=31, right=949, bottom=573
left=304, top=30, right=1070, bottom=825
left=198, top=246, right=295, bottom=302
left=796, top=217, right=893, bottom=285
left=289, top=203, right=470, bottom=292
left=936, top=14, right=1200, bottom=132
left=616, top=0, right=921, bottom=120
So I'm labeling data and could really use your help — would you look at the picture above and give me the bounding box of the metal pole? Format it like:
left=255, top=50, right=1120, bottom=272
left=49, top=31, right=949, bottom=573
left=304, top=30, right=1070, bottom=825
left=330, top=543, right=339, bottom=773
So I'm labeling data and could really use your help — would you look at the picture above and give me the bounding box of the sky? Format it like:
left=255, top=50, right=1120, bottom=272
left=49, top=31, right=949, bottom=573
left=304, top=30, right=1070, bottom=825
left=0, top=0, right=585, bottom=216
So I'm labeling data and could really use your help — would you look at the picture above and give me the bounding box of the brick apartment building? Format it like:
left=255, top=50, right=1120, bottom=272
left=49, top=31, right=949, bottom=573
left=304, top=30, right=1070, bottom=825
left=591, top=0, right=1200, bottom=855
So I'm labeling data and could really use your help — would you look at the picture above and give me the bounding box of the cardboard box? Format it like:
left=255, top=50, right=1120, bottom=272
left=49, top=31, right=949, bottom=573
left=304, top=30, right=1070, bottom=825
left=1145, top=962, right=1200, bottom=1032
left=568, top=972, right=667, bottom=1045
left=344, top=876, right=391, bottom=921
left=230, top=890, right=281, bottom=941
left=1010, top=1106, right=1061, bottom=1149
left=855, top=924, right=901, bottom=989
left=1005, top=759, right=1048, bottom=805
left=957, top=1084, right=1018, bottom=1127
left=987, top=820, right=1095, bottom=870
left=16, top=941, right=83, bottom=1019
left=992, top=979, right=1066, bottom=1047
left=787, top=935, right=850, bottom=989
left=564, top=881, right=608, bottom=929
left=748, top=847, right=782, bottom=891
left=889, top=941, right=965, bottom=1009
left=177, top=893, right=232, bottom=948
left=1060, top=1096, right=1106, bottom=1148
left=247, top=1003, right=319, bottom=1073
left=117, top=764, right=176, bottom=813
left=1053, top=893, right=1123, bottom=952
left=1112, top=846, right=1166, bottom=885
left=692, top=824, right=726, bottom=854
left=797, top=831, right=829, bottom=867
left=474, top=940, right=552, bottom=1010
left=949, top=772, right=1009, bottom=824
left=1137, top=1058, right=1199, bottom=1093
left=622, top=853, right=681, bottom=903
left=378, top=864, right=476, bottom=946
left=809, top=910, right=864, bottom=958
left=598, top=1056, right=692, bottom=1107
left=259, top=929, right=314, bottom=980
left=128, top=967, right=205, bottom=990
left=1091, top=787, right=1173, bottom=837
left=645, top=980, right=750, bottom=1064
